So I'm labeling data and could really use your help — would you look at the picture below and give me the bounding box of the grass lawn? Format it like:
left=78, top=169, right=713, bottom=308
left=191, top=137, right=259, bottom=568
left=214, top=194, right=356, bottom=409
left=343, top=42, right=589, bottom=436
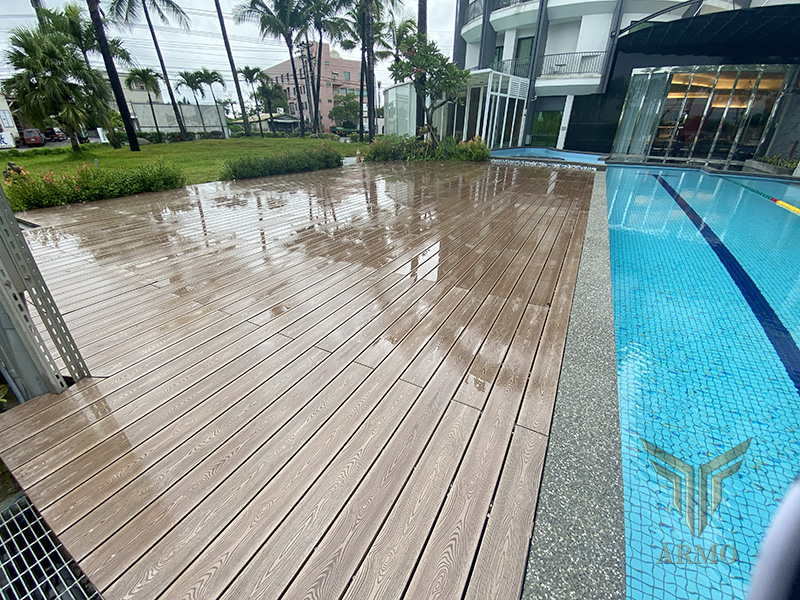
left=4, top=137, right=367, bottom=186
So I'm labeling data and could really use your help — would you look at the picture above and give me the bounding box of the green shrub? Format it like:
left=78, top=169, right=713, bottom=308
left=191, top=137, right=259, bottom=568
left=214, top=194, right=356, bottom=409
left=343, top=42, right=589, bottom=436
left=3, top=161, right=186, bottom=211
left=220, top=144, right=343, bottom=181
left=755, top=154, right=799, bottom=169
left=321, top=133, right=339, bottom=141
left=364, top=135, right=414, bottom=161
left=349, top=132, right=361, bottom=143
left=364, top=135, right=490, bottom=163
left=454, top=137, right=491, bottom=161
left=0, top=146, right=71, bottom=159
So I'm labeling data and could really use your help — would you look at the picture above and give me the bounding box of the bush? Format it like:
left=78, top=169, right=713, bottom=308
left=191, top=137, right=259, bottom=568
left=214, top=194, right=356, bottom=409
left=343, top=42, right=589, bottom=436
left=754, top=154, right=799, bottom=170
left=349, top=133, right=361, bottom=143
left=454, top=137, right=491, bottom=161
left=364, top=135, right=414, bottom=161
left=0, top=146, right=71, bottom=159
left=320, top=133, right=339, bottom=141
left=3, top=161, right=186, bottom=211
left=364, top=135, right=490, bottom=163
left=220, top=144, right=343, bottom=181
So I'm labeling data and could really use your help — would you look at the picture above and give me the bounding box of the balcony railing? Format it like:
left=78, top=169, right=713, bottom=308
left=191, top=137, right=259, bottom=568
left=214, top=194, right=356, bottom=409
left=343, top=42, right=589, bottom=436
left=494, top=0, right=536, bottom=10
left=486, top=57, right=532, bottom=78
left=540, top=51, right=606, bottom=76
left=465, top=0, right=484, bottom=23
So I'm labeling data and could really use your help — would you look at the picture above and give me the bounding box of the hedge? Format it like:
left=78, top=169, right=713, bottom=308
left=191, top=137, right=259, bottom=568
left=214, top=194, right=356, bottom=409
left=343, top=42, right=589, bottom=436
left=220, top=144, right=343, bottom=180
left=3, top=161, right=186, bottom=212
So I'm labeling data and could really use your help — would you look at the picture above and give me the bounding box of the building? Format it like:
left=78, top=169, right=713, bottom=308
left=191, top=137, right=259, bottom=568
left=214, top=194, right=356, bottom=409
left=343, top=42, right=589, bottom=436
left=264, top=43, right=363, bottom=132
left=437, top=0, right=800, bottom=168
left=0, top=93, right=20, bottom=148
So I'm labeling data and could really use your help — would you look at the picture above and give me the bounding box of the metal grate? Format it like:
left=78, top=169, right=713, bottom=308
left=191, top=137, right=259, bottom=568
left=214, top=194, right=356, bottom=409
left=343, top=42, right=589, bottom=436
left=0, top=495, right=102, bottom=600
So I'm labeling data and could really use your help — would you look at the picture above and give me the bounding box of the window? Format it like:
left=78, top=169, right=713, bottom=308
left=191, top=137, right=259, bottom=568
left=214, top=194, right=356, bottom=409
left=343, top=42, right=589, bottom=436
left=324, top=60, right=330, bottom=65
left=344, top=71, right=350, bottom=80
left=332, top=72, right=338, bottom=79
left=327, top=82, right=331, bottom=87
left=328, top=99, right=333, bottom=103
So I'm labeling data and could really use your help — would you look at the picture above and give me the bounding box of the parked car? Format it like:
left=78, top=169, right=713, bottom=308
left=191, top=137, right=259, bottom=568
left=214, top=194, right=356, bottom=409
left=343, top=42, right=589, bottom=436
left=21, top=129, right=45, bottom=147
left=44, top=127, right=68, bottom=142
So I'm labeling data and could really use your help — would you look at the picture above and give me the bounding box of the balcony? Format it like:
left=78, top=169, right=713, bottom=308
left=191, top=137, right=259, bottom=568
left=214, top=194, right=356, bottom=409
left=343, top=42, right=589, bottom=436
left=487, top=57, right=532, bottom=78
left=490, top=0, right=538, bottom=31
left=461, top=0, right=484, bottom=43
left=465, top=0, right=484, bottom=23
left=540, top=51, right=606, bottom=76
left=536, top=51, right=606, bottom=96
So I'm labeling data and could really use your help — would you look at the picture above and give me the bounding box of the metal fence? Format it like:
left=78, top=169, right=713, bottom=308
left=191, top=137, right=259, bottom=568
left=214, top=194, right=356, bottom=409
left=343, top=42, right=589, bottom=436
left=540, top=51, right=606, bottom=76
left=487, top=57, right=532, bottom=78
left=495, top=0, right=536, bottom=9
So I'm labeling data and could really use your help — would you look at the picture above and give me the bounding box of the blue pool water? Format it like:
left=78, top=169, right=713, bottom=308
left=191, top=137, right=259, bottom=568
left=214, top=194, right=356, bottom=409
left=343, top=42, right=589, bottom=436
left=607, top=166, right=800, bottom=599
left=490, top=147, right=606, bottom=164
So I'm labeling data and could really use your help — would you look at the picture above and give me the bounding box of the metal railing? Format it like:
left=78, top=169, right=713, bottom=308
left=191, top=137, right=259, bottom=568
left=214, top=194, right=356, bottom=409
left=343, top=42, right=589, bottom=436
left=486, top=57, right=532, bottom=77
left=540, top=51, right=606, bottom=76
left=465, top=0, right=484, bottom=23
left=494, top=0, right=537, bottom=10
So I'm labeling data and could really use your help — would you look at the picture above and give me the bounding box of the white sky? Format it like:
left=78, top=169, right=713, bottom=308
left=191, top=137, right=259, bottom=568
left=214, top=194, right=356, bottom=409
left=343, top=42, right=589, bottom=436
left=0, top=0, right=457, bottom=105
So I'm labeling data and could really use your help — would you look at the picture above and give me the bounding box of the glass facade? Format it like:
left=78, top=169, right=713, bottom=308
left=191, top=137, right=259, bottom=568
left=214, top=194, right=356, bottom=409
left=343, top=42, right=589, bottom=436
left=613, top=65, right=796, bottom=169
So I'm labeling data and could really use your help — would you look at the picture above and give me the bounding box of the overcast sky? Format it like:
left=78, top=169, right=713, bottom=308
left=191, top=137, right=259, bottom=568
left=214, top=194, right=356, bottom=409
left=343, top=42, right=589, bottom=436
left=0, top=0, right=457, bottom=104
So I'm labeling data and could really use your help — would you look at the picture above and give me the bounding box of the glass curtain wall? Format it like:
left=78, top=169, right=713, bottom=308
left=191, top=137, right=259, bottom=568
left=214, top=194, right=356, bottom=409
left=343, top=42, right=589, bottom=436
left=613, top=65, right=793, bottom=169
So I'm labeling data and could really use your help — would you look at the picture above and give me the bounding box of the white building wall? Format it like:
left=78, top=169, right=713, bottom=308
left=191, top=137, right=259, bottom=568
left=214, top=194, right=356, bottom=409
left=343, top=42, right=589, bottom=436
left=576, top=13, right=613, bottom=51
left=0, top=94, right=19, bottom=148
left=465, top=43, right=481, bottom=70
left=544, top=20, right=581, bottom=54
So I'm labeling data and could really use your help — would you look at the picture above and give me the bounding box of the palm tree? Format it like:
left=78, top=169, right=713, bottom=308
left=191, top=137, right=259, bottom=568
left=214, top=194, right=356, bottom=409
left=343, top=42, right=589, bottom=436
left=3, top=27, right=110, bottom=152
left=85, top=0, right=139, bottom=150
left=299, top=0, right=349, bottom=134
left=196, top=68, right=227, bottom=132
left=126, top=68, right=163, bottom=142
left=235, top=0, right=306, bottom=137
left=239, top=66, right=264, bottom=137
left=214, top=0, right=250, bottom=137
left=256, top=74, right=288, bottom=133
left=40, top=3, right=135, bottom=69
left=176, top=71, right=207, bottom=134
left=336, top=3, right=391, bottom=141
left=108, top=0, right=189, bottom=138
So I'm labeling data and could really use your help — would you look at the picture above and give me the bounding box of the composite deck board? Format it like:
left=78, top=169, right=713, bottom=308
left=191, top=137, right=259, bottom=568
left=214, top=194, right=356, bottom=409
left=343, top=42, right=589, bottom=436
left=0, top=162, right=594, bottom=600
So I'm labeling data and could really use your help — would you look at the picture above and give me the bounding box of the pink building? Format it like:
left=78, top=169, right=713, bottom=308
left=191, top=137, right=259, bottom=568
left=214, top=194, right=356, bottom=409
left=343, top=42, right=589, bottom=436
left=264, top=43, right=363, bottom=132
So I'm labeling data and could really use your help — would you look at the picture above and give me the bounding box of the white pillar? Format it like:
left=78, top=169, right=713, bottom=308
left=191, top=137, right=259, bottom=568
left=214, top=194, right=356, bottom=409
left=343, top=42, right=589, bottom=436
left=502, top=30, right=518, bottom=63
left=556, top=95, right=574, bottom=149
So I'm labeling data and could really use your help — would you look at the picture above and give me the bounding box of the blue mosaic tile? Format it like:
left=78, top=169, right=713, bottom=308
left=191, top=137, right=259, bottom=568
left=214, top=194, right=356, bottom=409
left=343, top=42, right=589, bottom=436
left=607, top=166, right=800, bottom=600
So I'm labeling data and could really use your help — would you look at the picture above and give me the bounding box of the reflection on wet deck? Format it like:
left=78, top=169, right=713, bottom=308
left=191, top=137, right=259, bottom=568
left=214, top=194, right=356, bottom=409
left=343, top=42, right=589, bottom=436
left=0, top=162, right=593, bottom=600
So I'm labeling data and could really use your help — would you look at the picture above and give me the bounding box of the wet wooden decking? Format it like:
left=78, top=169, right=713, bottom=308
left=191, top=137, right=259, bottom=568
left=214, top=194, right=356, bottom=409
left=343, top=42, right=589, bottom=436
left=0, top=161, right=593, bottom=600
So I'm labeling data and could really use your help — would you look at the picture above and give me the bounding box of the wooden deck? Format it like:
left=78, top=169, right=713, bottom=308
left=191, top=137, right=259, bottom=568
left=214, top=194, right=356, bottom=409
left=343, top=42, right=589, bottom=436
left=0, top=161, right=592, bottom=600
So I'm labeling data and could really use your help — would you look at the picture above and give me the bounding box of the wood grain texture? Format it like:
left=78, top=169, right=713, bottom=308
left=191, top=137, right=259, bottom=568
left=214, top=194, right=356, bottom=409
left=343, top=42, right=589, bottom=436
left=464, top=426, right=548, bottom=600
left=0, top=163, right=594, bottom=600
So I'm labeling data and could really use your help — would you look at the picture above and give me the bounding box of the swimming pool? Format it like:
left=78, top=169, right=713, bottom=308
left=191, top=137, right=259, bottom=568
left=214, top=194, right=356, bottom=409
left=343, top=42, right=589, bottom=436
left=607, top=166, right=800, bottom=599
left=491, top=147, right=607, bottom=164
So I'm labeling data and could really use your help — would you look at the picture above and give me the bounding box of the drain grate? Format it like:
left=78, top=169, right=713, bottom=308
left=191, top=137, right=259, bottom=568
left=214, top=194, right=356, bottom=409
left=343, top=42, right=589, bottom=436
left=0, top=495, right=102, bottom=600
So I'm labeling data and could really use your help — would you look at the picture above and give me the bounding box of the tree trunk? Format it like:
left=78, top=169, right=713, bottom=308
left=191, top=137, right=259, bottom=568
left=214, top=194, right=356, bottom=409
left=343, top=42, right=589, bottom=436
left=316, top=32, right=324, bottom=133
left=364, top=0, right=376, bottom=142
left=286, top=38, right=306, bottom=137
left=142, top=0, right=186, bottom=137
left=208, top=87, right=225, bottom=132
left=359, top=21, right=365, bottom=142
left=69, top=132, right=81, bottom=152
left=250, top=83, right=263, bottom=137
left=148, top=92, right=161, bottom=142
left=31, top=0, right=45, bottom=31
left=86, top=0, right=139, bottom=151
left=215, top=0, right=250, bottom=136
left=266, top=97, right=276, bottom=133
left=193, top=92, right=207, bottom=133
left=304, top=36, right=318, bottom=134
left=416, top=0, right=427, bottom=132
